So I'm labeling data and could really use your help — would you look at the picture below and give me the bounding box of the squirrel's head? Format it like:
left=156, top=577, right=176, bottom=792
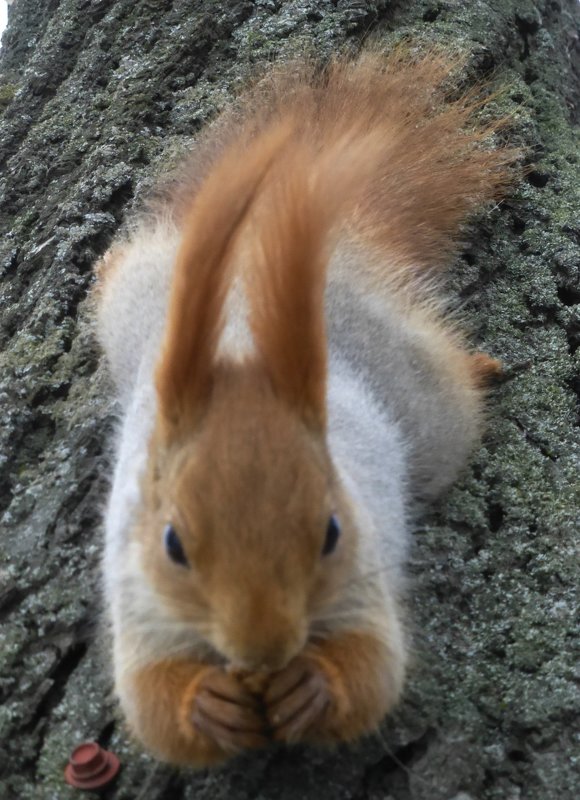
left=138, top=362, right=357, bottom=672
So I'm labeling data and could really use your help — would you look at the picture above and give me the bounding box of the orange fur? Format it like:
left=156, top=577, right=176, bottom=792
left=263, top=630, right=403, bottom=745
left=130, top=659, right=219, bottom=765
left=305, top=630, right=403, bottom=742
left=155, top=122, right=291, bottom=439
left=161, top=47, right=517, bottom=270
left=140, top=364, right=357, bottom=670
left=130, top=659, right=266, bottom=766
left=248, top=149, right=331, bottom=429
left=470, top=352, right=504, bottom=387
left=247, top=137, right=385, bottom=427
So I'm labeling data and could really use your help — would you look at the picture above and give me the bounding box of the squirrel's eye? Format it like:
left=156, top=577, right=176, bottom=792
left=164, top=524, right=189, bottom=567
left=322, top=514, right=341, bottom=556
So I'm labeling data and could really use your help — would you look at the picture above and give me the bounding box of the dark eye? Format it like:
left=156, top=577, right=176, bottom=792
left=164, top=524, right=189, bottom=567
left=322, top=514, right=341, bottom=556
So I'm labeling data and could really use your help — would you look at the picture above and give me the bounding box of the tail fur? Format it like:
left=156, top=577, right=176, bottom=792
left=154, top=47, right=518, bottom=432
left=163, top=46, right=517, bottom=266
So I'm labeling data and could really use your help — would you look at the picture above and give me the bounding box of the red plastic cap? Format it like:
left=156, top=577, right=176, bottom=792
left=64, top=742, right=120, bottom=790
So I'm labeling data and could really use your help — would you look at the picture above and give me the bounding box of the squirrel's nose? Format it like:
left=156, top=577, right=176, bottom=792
left=222, top=629, right=304, bottom=672
left=227, top=657, right=282, bottom=674
left=214, top=598, right=307, bottom=672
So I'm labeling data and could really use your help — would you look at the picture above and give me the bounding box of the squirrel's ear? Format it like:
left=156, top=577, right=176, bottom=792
left=155, top=124, right=290, bottom=441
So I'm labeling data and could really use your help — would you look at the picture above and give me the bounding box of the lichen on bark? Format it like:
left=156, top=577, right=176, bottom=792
left=0, top=1, right=578, bottom=798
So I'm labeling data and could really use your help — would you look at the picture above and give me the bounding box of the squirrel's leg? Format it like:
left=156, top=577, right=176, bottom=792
left=124, top=659, right=268, bottom=766
left=264, top=628, right=405, bottom=744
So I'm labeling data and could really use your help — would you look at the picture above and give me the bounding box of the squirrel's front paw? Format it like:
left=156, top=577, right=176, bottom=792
left=264, top=655, right=335, bottom=743
left=189, top=667, right=269, bottom=755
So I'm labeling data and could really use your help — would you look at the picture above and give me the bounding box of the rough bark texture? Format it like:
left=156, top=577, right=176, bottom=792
left=0, top=1, right=578, bottom=798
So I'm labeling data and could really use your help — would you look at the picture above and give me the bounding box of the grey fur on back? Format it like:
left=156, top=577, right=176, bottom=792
left=326, top=275, right=479, bottom=500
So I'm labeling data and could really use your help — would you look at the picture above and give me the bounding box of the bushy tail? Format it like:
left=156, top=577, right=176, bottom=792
left=167, top=46, right=518, bottom=269
left=155, top=47, right=518, bottom=432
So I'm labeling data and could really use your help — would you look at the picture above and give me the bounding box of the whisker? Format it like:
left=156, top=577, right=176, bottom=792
left=341, top=563, right=400, bottom=592
left=374, top=726, right=444, bottom=790
left=310, top=609, right=369, bottom=625
left=119, top=637, right=218, bottom=675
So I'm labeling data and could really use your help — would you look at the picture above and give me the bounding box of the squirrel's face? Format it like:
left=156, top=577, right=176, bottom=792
left=138, top=366, right=357, bottom=672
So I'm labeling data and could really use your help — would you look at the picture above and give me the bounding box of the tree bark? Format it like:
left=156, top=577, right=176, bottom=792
left=0, top=1, right=578, bottom=798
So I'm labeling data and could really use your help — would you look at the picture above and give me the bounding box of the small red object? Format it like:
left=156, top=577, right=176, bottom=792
left=64, top=741, right=120, bottom=790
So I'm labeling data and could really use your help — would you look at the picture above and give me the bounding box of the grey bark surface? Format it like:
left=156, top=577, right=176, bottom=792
left=0, top=1, right=578, bottom=798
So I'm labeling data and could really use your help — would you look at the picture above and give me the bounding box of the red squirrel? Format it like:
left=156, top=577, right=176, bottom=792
left=94, top=48, right=515, bottom=766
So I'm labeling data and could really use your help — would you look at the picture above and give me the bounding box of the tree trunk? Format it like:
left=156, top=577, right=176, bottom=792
left=0, top=1, right=578, bottom=798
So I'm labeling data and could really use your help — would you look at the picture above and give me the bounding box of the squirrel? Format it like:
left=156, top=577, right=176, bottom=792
left=94, top=47, right=515, bottom=767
